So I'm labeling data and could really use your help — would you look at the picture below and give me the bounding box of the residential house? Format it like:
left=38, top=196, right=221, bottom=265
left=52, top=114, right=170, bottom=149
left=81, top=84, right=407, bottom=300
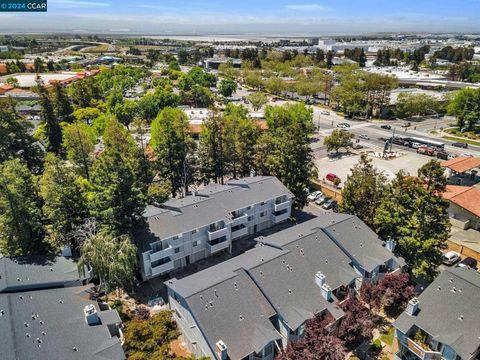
left=442, top=185, right=480, bottom=231
left=165, top=214, right=404, bottom=360
left=394, top=267, right=480, bottom=360
left=135, top=176, right=293, bottom=280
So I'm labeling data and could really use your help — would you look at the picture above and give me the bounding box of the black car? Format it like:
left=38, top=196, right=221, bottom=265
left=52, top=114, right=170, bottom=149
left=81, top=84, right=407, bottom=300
left=457, top=257, right=477, bottom=269
left=452, top=142, right=468, bottom=149
left=381, top=124, right=392, bottom=130
left=436, top=151, right=449, bottom=160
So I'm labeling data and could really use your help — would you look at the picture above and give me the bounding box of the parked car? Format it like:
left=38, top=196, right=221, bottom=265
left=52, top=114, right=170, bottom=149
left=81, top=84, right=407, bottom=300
left=359, top=134, right=370, bottom=140
left=326, top=173, right=337, bottom=182
left=401, top=122, right=411, bottom=128
left=417, top=146, right=435, bottom=156
left=447, top=153, right=457, bottom=160
left=457, top=257, right=477, bottom=270
left=442, top=251, right=461, bottom=266
left=411, top=142, right=422, bottom=149
left=452, top=142, right=468, bottom=149
left=322, top=199, right=338, bottom=210
left=315, top=195, right=328, bottom=205
left=381, top=124, right=392, bottom=130
left=321, top=110, right=330, bottom=116
left=461, top=153, right=473, bottom=157
left=336, top=123, right=350, bottom=128
left=307, top=190, right=323, bottom=202
left=436, top=151, right=449, bottom=160
left=352, top=144, right=364, bottom=149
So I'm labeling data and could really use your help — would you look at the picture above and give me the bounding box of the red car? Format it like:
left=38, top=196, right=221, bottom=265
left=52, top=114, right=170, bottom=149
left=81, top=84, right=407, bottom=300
left=417, top=147, right=435, bottom=156
left=326, top=173, right=337, bottom=182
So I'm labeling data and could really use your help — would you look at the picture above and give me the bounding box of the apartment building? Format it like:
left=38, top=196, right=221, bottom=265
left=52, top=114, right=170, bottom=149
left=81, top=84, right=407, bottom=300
left=135, top=176, right=293, bottom=280
left=0, top=255, right=124, bottom=360
left=165, top=214, right=404, bottom=360
left=394, top=267, right=480, bottom=360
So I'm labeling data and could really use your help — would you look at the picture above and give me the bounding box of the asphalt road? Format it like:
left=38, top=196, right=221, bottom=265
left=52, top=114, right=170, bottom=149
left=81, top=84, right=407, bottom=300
left=309, top=107, right=480, bottom=159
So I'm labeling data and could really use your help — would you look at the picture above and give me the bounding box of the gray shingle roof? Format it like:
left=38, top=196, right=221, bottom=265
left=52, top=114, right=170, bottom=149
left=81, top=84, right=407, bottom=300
left=0, top=255, right=85, bottom=293
left=185, top=269, right=280, bottom=360
left=136, top=176, right=293, bottom=250
left=0, top=285, right=124, bottom=360
left=394, top=267, right=480, bottom=360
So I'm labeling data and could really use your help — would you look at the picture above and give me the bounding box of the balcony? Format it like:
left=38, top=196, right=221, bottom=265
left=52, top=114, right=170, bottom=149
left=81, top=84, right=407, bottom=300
left=150, top=245, right=174, bottom=262
left=231, top=225, right=249, bottom=239
left=151, top=258, right=174, bottom=276
left=208, top=226, right=228, bottom=241
left=206, top=236, right=229, bottom=254
left=274, top=200, right=290, bottom=212
left=232, top=213, right=249, bottom=227
left=271, top=209, right=290, bottom=224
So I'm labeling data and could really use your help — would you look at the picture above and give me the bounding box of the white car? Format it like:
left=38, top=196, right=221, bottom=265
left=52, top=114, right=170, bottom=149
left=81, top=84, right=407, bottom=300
left=411, top=142, right=421, bottom=149
left=307, top=191, right=323, bottom=201
left=359, top=134, right=370, bottom=140
left=461, top=153, right=473, bottom=157
left=442, top=251, right=461, bottom=266
left=320, top=110, right=330, bottom=116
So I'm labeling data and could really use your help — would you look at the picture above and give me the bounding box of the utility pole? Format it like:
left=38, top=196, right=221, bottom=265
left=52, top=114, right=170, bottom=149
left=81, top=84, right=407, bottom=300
left=389, top=127, right=396, bottom=153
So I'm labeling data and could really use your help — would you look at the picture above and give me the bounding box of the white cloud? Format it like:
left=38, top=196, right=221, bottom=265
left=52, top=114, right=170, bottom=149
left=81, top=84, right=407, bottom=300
left=284, top=4, right=329, bottom=11
left=49, top=0, right=110, bottom=8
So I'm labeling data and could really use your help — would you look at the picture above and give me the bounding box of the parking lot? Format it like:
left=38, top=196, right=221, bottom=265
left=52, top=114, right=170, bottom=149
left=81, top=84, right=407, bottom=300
left=315, top=150, right=432, bottom=185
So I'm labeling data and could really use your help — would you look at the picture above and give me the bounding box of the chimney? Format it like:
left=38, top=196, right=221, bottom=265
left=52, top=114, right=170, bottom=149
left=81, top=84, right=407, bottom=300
left=406, top=297, right=419, bottom=316
left=315, top=272, right=326, bottom=288
left=320, top=283, right=332, bottom=302
left=215, top=340, right=228, bottom=360
left=386, top=239, right=396, bottom=253
left=84, top=304, right=100, bottom=325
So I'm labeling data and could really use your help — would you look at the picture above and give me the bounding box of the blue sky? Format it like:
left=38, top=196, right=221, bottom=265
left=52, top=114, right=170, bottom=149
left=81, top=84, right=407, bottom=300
left=1, top=0, right=479, bottom=34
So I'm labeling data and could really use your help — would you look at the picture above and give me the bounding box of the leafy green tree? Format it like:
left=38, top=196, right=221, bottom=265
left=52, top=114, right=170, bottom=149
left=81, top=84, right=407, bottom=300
left=36, top=77, right=63, bottom=153
left=40, top=153, right=87, bottom=249
left=113, top=99, right=138, bottom=129
left=0, top=98, right=43, bottom=172
left=255, top=103, right=317, bottom=208
left=89, top=121, right=145, bottom=235
left=324, top=129, right=354, bottom=153
left=77, top=223, right=137, bottom=294
left=137, top=89, right=180, bottom=123
left=52, top=82, right=73, bottom=121
left=62, top=122, right=96, bottom=180
left=218, top=78, right=237, bottom=97
left=247, top=92, right=268, bottom=111
left=198, top=111, right=229, bottom=184
left=265, top=76, right=285, bottom=95
left=151, top=107, right=196, bottom=197
left=396, top=93, right=442, bottom=118
left=178, top=67, right=216, bottom=91
left=180, top=85, right=214, bottom=108
left=6, top=77, right=19, bottom=87
left=72, top=107, right=103, bottom=124
left=0, top=159, right=45, bottom=256
left=33, top=57, right=44, bottom=73
left=340, top=154, right=386, bottom=228
left=374, top=162, right=450, bottom=281
left=123, top=311, right=180, bottom=360
left=447, top=88, right=480, bottom=131
left=244, top=70, right=264, bottom=90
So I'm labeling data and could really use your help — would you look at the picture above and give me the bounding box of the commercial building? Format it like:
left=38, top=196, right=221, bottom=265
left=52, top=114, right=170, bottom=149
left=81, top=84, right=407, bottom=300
left=394, top=267, right=480, bottom=360
left=165, top=214, right=404, bottom=360
left=135, top=176, right=293, bottom=280
left=0, top=255, right=125, bottom=360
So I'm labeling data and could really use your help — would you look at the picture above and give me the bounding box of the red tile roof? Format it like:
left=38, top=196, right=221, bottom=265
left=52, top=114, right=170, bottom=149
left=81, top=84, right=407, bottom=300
left=441, top=156, right=480, bottom=173
left=443, top=185, right=480, bottom=217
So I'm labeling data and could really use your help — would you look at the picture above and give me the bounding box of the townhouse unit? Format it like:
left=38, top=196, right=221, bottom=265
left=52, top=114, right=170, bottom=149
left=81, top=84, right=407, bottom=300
left=165, top=214, right=404, bottom=360
left=135, top=176, right=293, bottom=280
left=0, top=255, right=125, bottom=360
left=394, top=267, right=480, bottom=360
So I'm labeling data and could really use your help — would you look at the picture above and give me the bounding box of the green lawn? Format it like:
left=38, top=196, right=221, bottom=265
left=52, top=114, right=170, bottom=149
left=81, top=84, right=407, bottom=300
left=442, top=136, right=480, bottom=146
left=380, top=326, right=395, bottom=347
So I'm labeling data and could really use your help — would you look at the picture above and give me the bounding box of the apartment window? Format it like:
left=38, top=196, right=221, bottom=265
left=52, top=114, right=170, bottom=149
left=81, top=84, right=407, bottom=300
left=192, top=241, right=198, bottom=247
left=248, top=216, right=254, bottom=221
left=174, top=246, right=184, bottom=254
left=264, top=342, right=273, bottom=356
left=260, top=211, right=267, bottom=217
left=173, top=235, right=179, bottom=240
left=191, top=229, right=198, bottom=234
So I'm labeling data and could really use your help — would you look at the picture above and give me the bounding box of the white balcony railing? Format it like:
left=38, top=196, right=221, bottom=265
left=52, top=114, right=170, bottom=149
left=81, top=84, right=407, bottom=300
left=206, top=239, right=230, bottom=254
left=151, top=260, right=174, bottom=276
left=208, top=227, right=228, bottom=241
left=271, top=211, right=290, bottom=224
left=150, top=245, right=174, bottom=262
left=274, top=200, right=290, bottom=212
left=232, top=213, right=249, bottom=227
left=403, top=338, right=442, bottom=360
left=231, top=226, right=249, bottom=239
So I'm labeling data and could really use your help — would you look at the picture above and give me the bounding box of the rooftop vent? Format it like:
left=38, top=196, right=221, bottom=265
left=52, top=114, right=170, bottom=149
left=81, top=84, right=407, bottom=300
left=406, top=297, right=419, bottom=316
left=215, top=340, right=228, bottom=360
left=84, top=304, right=100, bottom=325
left=315, top=272, right=326, bottom=288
